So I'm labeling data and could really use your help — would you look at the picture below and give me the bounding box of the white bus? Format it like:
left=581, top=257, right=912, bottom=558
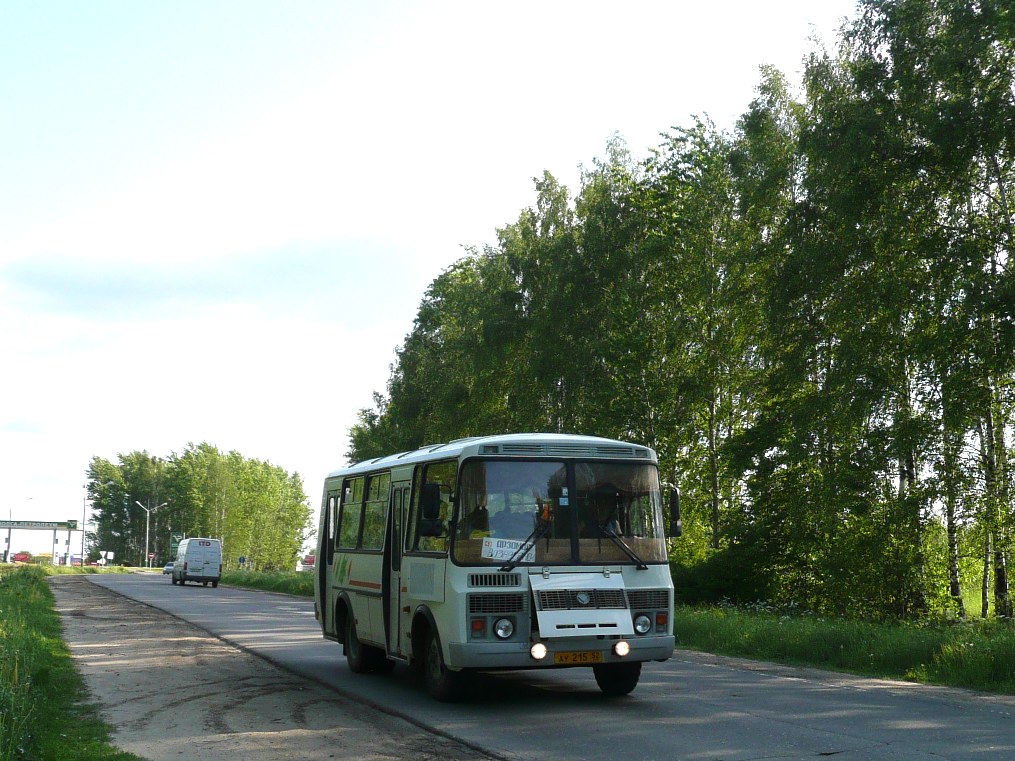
left=314, top=433, right=680, bottom=701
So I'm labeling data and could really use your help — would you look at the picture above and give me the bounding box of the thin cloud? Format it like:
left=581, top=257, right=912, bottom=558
left=2, top=243, right=408, bottom=321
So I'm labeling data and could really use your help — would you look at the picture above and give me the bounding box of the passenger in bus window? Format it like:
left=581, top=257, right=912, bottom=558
left=464, top=501, right=489, bottom=537
left=490, top=504, right=534, bottom=539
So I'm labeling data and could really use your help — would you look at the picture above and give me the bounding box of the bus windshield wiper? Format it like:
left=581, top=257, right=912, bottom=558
left=598, top=523, right=648, bottom=570
left=500, top=514, right=552, bottom=572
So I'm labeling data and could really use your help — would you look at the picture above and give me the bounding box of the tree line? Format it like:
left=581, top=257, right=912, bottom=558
left=348, top=0, right=1014, bottom=620
left=86, top=442, right=312, bottom=571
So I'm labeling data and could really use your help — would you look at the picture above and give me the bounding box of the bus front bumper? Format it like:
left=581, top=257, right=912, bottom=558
left=448, top=635, right=675, bottom=670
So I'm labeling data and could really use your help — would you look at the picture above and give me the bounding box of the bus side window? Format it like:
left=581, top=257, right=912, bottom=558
left=338, top=477, right=364, bottom=548
left=405, top=460, right=457, bottom=554
left=326, top=492, right=339, bottom=564
left=361, top=472, right=390, bottom=550
left=416, top=460, right=456, bottom=553
left=405, top=469, right=424, bottom=552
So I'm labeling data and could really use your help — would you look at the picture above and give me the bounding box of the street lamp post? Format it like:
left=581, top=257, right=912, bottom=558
left=136, top=500, right=167, bottom=568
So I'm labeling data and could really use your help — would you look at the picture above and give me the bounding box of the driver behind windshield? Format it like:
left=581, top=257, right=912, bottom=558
left=579, top=484, right=621, bottom=538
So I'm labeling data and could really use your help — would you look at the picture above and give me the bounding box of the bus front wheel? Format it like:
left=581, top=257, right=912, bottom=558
left=593, top=662, right=641, bottom=696
left=423, top=628, right=466, bottom=702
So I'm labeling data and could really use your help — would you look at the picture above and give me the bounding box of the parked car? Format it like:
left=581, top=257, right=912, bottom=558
left=163, top=562, right=174, bottom=575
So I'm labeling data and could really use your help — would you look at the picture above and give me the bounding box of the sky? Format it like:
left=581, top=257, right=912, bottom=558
left=1, top=0, right=858, bottom=556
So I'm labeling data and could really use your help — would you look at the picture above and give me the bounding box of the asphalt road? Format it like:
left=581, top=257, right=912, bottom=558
left=88, top=573, right=1015, bottom=761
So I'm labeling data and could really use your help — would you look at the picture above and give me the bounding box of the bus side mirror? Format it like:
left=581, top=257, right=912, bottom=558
left=669, top=489, right=682, bottom=538
left=418, top=483, right=445, bottom=537
left=421, top=483, right=441, bottom=521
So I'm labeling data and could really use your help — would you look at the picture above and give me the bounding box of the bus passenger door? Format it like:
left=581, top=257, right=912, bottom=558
left=383, top=483, right=410, bottom=656
left=319, top=492, right=339, bottom=636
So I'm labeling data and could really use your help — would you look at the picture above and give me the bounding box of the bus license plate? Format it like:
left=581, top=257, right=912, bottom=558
left=554, top=650, right=604, bottom=665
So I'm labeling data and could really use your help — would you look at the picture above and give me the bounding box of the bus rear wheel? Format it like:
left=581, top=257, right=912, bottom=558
left=423, top=628, right=466, bottom=702
left=593, top=662, right=642, bottom=696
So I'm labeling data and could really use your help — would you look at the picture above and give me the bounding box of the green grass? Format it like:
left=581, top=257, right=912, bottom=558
left=0, top=565, right=143, bottom=761
left=220, top=568, right=315, bottom=596
left=675, top=604, right=1015, bottom=694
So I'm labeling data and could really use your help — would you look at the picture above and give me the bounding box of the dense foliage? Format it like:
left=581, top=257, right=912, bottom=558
left=86, top=443, right=312, bottom=571
left=348, top=0, right=1014, bottom=620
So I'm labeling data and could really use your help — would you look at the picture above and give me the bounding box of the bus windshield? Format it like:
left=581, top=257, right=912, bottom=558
left=453, top=459, right=667, bottom=566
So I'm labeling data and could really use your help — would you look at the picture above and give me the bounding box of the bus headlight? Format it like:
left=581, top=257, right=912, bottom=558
left=613, top=640, right=631, bottom=657
left=494, top=618, right=514, bottom=639
left=530, top=642, right=548, bottom=660
left=633, top=614, right=652, bottom=635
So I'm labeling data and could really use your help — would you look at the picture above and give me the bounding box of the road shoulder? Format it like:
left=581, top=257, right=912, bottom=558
left=49, top=575, right=491, bottom=761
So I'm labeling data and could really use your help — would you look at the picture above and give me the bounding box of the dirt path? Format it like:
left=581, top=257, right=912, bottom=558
left=49, top=575, right=493, bottom=761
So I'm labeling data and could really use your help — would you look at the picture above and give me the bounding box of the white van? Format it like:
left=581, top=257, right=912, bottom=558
left=171, top=538, right=222, bottom=587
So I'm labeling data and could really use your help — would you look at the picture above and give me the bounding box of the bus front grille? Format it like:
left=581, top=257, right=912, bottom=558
left=468, top=593, right=526, bottom=614
left=468, top=573, right=521, bottom=587
left=537, top=589, right=628, bottom=611
left=627, top=590, right=670, bottom=609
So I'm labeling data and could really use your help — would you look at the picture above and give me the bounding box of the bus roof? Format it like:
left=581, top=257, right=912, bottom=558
left=327, top=433, right=657, bottom=480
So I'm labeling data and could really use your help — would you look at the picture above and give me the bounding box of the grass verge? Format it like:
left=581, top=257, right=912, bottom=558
left=219, top=568, right=315, bottom=597
left=675, top=604, right=1015, bottom=694
left=0, top=565, right=143, bottom=761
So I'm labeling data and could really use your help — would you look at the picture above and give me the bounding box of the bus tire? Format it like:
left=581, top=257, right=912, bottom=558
left=344, top=615, right=388, bottom=674
left=423, top=628, right=466, bottom=702
left=345, top=615, right=371, bottom=673
left=593, top=662, right=641, bottom=696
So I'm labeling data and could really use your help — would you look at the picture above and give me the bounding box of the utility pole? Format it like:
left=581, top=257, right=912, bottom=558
left=82, top=487, right=87, bottom=566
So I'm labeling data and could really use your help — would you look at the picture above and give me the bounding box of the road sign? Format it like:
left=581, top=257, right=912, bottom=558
left=170, top=532, right=184, bottom=555
left=0, top=520, right=79, bottom=530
